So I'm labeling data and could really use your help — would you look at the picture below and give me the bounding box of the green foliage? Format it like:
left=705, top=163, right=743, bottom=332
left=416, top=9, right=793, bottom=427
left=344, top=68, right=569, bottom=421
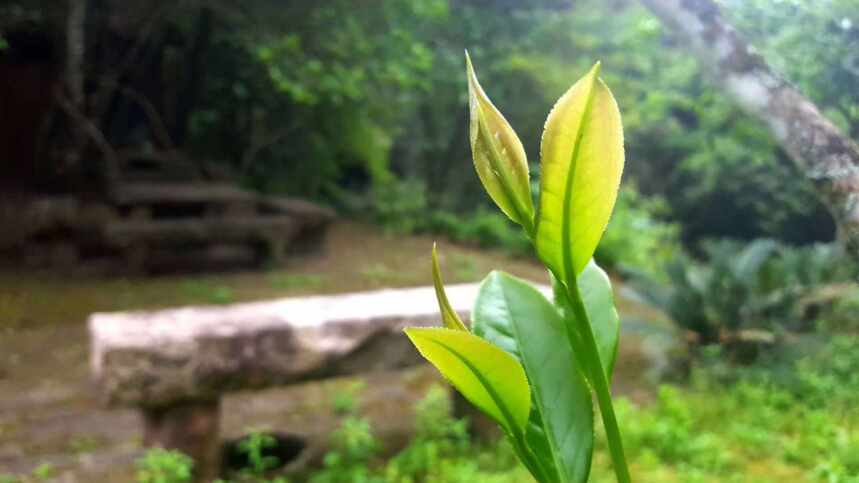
left=404, top=327, right=531, bottom=437
left=20, top=0, right=850, bottom=249
left=358, top=0, right=839, bottom=259
left=235, top=432, right=284, bottom=479
left=473, top=272, right=595, bottom=483
left=722, top=0, right=859, bottom=140
left=307, top=385, right=528, bottom=483
left=369, top=178, right=428, bottom=235
left=309, top=416, right=381, bottom=483
left=425, top=209, right=531, bottom=256
left=594, top=186, right=680, bottom=277
left=406, top=57, right=629, bottom=483
left=140, top=0, right=852, bottom=256
left=330, top=381, right=367, bottom=416
left=629, top=239, right=781, bottom=345
left=136, top=448, right=194, bottom=483
left=383, top=385, right=471, bottom=479
left=181, top=281, right=235, bottom=305
left=0, top=463, right=55, bottom=483
left=299, top=335, right=859, bottom=482
left=783, top=336, right=859, bottom=408
left=628, top=238, right=858, bottom=348
left=536, top=62, right=624, bottom=280
left=267, top=274, right=325, bottom=291
left=590, top=335, right=859, bottom=482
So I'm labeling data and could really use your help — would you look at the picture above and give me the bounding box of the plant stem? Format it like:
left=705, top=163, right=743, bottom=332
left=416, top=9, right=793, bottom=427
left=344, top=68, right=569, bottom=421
left=564, top=275, right=631, bottom=483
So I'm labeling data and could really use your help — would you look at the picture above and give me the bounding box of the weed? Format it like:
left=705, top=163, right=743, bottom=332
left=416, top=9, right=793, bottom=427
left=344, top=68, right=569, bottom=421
left=136, top=448, right=194, bottom=483
left=267, top=274, right=325, bottom=291
left=181, top=281, right=235, bottom=305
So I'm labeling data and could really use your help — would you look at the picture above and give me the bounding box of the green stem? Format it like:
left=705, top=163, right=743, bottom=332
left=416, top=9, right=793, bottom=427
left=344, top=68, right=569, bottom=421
left=563, top=274, right=631, bottom=483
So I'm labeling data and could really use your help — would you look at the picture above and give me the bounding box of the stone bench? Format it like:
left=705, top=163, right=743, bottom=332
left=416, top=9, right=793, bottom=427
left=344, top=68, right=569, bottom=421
left=89, top=283, right=502, bottom=481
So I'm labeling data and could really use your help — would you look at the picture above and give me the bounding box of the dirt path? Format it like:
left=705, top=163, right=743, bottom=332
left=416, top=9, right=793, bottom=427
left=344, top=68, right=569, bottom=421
left=0, top=222, right=672, bottom=481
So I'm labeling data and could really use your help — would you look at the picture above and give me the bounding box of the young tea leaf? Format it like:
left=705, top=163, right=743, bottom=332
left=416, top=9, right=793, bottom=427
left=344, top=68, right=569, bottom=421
left=553, top=261, right=621, bottom=379
left=473, top=271, right=594, bottom=483
left=536, top=62, right=624, bottom=282
left=431, top=243, right=469, bottom=331
left=404, top=327, right=530, bottom=435
left=466, top=51, right=535, bottom=232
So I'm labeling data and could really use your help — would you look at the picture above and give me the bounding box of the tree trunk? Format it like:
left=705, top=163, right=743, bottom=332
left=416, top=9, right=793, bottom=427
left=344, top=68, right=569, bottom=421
left=64, top=0, right=88, bottom=176
left=639, top=0, right=859, bottom=259
left=66, top=0, right=86, bottom=111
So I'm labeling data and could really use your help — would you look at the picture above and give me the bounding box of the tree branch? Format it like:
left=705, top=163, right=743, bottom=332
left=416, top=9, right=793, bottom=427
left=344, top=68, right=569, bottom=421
left=640, top=0, right=859, bottom=258
left=55, top=91, right=121, bottom=195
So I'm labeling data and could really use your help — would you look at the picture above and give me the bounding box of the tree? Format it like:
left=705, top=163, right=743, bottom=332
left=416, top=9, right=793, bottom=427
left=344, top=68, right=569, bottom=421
left=639, top=0, right=859, bottom=259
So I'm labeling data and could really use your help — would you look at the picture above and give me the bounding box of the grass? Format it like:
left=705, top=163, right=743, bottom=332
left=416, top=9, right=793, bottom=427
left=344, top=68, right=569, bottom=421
left=345, top=336, right=855, bottom=482
left=114, top=336, right=859, bottom=483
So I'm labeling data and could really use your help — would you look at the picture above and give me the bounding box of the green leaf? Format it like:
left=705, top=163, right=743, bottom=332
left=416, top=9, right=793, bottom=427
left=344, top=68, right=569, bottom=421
left=552, top=261, right=621, bottom=379
left=472, top=271, right=594, bottom=483
left=431, top=243, right=469, bottom=331
left=404, top=327, right=530, bottom=435
left=536, top=62, right=624, bottom=282
left=466, top=51, right=535, bottom=231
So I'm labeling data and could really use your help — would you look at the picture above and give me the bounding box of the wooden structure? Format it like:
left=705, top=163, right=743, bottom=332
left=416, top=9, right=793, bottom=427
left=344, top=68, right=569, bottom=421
left=103, top=181, right=335, bottom=271
left=0, top=181, right=335, bottom=272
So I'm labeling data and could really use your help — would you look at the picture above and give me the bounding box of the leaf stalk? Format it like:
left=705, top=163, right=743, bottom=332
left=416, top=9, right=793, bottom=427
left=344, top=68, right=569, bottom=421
left=562, top=273, right=631, bottom=483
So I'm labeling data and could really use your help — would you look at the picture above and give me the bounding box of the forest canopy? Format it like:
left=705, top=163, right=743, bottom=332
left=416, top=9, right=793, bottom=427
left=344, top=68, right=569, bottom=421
left=2, top=0, right=857, bottom=246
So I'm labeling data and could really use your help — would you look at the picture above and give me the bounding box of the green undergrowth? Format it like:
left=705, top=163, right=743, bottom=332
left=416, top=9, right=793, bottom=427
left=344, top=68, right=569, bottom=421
left=111, top=335, right=859, bottom=483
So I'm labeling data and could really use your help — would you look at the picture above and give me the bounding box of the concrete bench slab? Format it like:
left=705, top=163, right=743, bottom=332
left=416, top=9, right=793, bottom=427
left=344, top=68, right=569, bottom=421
left=88, top=282, right=550, bottom=480
left=89, top=284, right=496, bottom=407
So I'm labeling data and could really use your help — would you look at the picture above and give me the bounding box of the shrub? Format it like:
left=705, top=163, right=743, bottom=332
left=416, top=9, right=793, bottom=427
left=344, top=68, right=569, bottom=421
left=369, top=178, right=429, bottom=235
left=628, top=238, right=857, bottom=351
left=385, top=385, right=470, bottom=479
left=136, top=448, right=194, bottom=483
left=425, top=209, right=531, bottom=256
left=309, top=416, right=382, bottom=483
left=595, top=186, right=681, bottom=276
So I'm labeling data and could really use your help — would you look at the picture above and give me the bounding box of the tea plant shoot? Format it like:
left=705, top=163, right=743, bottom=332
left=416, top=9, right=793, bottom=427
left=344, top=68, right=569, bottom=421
left=405, top=52, right=629, bottom=482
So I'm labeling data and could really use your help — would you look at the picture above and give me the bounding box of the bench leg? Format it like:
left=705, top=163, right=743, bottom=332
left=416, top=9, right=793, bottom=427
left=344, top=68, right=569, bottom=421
left=143, top=399, right=222, bottom=482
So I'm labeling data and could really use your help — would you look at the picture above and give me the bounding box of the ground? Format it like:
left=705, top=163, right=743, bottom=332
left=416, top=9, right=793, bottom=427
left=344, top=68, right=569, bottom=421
left=0, top=221, right=670, bottom=481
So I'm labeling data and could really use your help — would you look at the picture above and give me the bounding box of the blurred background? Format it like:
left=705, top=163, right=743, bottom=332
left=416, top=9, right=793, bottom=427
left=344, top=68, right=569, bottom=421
left=1, top=0, right=858, bottom=481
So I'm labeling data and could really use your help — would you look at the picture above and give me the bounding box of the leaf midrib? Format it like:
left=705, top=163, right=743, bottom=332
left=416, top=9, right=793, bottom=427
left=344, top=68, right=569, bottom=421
left=423, top=336, right=522, bottom=434
left=561, top=70, right=600, bottom=283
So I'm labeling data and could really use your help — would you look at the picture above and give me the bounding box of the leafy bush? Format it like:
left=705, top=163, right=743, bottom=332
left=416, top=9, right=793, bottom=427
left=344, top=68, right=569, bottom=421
left=384, top=385, right=470, bottom=480
left=594, top=186, right=680, bottom=276
left=308, top=385, right=526, bottom=483
left=309, top=416, right=381, bottom=483
left=628, top=238, right=857, bottom=349
left=136, top=448, right=194, bottom=483
left=425, top=209, right=531, bottom=256
left=232, top=431, right=288, bottom=481
left=628, top=239, right=780, bottom=345
left=360, top=176, right=532, bottom=256
left=369, top=178, right=429, bottom=235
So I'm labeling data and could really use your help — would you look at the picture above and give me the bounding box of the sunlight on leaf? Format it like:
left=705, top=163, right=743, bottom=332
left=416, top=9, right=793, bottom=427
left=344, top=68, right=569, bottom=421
left=404, top=327, right=530, bottom=435
left=466, top=51, right=535, bottom=231
left=537, top=62, right=624, bottom=282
